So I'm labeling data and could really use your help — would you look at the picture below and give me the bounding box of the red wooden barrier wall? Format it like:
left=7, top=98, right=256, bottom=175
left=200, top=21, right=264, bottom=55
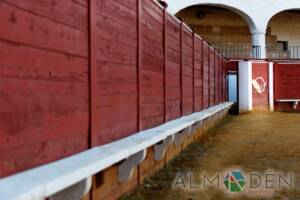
left=274, top=63, right=300, bottom=111
left=223, top=59, right=228, bottom=102
left=166, top=14, right=181, bottom=121
left=0, top=0, right=227, bottom=177
left=209, top=47, right=215, bottom=107
left=182, top=26, right=194, bottom=115
left=194, top=36, right=203, bottom=111
left=94, top=0, right=139, bottom=145
left=141, top=0, right=164, bottom=130
left=0, top=0, right=89, bottom=177
left=203, top=42, right=210, bottom=108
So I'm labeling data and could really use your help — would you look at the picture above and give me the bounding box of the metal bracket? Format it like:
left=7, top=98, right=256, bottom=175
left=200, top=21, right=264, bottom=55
left=191, top=121, right=202, bottom=134
left=154, top=135, right=174, bottom=161
left=174, top=127, right=191, bottom=146
left=118, top=150, right=147, bottom=183
left=293, top=101, right=299, bottom=110
left=49, top=177, right=92, bottom=200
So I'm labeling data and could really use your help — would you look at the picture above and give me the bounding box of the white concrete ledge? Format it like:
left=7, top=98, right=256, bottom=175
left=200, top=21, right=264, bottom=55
left=276, top=99, right=300, bottom=109
left=276, top=99, right=300, bottom=102
left=0, top=102, right=233, bottom=200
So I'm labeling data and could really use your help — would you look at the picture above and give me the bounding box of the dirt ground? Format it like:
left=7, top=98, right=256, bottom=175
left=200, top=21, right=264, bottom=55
left=121, top=112, right=300, bottom=200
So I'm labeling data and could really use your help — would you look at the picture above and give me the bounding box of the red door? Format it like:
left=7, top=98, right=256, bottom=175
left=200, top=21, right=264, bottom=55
left=252, top=62, right=269, bottom=111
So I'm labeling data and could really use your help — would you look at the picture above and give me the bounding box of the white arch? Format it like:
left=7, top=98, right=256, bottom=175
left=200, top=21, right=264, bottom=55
left=166, top=0, right=300, bottom=58
left=168, top=3, right=256, bottom=33
left=166, top=0, right=261, bottom=33
left=265, top=7, right=300, bottom=28
left=167, top=0, right=300, bottom=33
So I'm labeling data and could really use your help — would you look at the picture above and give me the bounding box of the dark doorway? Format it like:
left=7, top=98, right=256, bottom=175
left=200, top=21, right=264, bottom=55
left=228, top=72, right=239, bottom=115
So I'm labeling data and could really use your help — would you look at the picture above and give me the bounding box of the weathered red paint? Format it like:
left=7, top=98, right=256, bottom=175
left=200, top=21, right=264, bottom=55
left=192, top=33, right=196, bottom=112
left=227, top=61, right=238, bottom=72
left=163, top=7, right=168, bottom=122
left=94, top=0, right=139, bottom=145
left=214, top=51, right=218, bottom=105
left=166, top=14, right=181, bottom=121
left=209, top=47, right=215, bottom=107
left=0, top=0, right=90, bottom=177
left=194, top=36, right=203, bottom=111
left=252, top=62, right=269, bottom=110
left=223, top=60, right=228, bottom=102
left=182, top=26, right=194, bottom=116
left=0, top=0, right=227, bottom=177
left=137, top=0, right=142, bottom=131
left=274, top=63, right=300, bottom=111
left=141, top=0, right=164, bottom=130
left=89, top=0, right=96, bottom=148
left=180, top=21, right=184, bottom=117
left=202, top=42, right=210, bottom=108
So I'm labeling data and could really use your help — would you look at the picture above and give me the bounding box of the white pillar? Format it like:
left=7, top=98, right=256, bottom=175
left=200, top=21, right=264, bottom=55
left=251, top=32, right=266, bottom=59
left=269, top=62, right=274, bottom=111
left=238, top=61, right=252, bottom=113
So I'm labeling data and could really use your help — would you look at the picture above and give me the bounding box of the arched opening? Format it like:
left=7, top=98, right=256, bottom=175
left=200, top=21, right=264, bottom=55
left=175, top=5, right=260, bottom=58
left=267, top=10, right=300, bottom=59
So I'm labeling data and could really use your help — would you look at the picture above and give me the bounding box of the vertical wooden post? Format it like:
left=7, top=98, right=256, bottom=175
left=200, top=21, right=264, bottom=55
left=223, top=59, right=225, bottom=102
left=221, top=58, right=223, bottom=102
left=180, top=22, right=183, bottom=116
left=208, top=47, right=211, bottom=107
left=222, top=58, right=224, bottom=102
left=225, top=60, right=228, bottom=101
left=220, top=57, right=223, bottom=103
left=89, top=0, right=97, bottom=148
left=163, top=7, right=168, bottom=122
left=137, top=0, right=142, bottom=131
left=218, top=55, right=221, bottom=104
left=214, top=51, right=217, bottom=105
left=217, top=55, right=219, bottom=104
left=192, top=33, right=195, bottom=112
left=136, top=0, right=143, bottom=186
left=201, top=39, right=204, bottom=110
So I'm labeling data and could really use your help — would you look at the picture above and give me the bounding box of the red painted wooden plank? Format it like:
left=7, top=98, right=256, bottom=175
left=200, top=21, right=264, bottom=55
left=202, top=42, right=210, bottom=109
left=137, top=0, right=142, bottom=132
left=192, top=33, right=195, bottom=112
left=166, top=14, right=181, bottom=121
left=181, top=26, right=194, bottom=116
left=274, top=63, right=300, bottom=111
left=195, top=37, right=203, bottom=111
left=214, top=51, right=217, bottom=105
left=0, top=133, right=87, bottom=177
left=163, top=7, right=167, bottom=122
left=209, top=48, right=215, bottom=107
left=91, top=0, right=138, bottom=145
left=3, top=0, right=88, bottom=31
left=0, top=2, right=88, bottom=57
left=140, top=0, right=164, bottom=130
left=0, top=0, right=90, bottom=177
left=180, top=22, right=183, bottom=116
left=89, top=0, right=96, bottom=148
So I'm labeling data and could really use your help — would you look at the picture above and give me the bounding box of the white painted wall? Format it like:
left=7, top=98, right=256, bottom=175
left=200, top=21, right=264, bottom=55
left=269, top=62, right=274, bottom=111
left=166, top=0, right=300, bottom=58
left=238, top=61, right=252, bottom=113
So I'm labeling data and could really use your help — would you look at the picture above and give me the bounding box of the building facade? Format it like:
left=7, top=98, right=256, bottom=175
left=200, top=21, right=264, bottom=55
left=167, top=0, right=300, bottom=58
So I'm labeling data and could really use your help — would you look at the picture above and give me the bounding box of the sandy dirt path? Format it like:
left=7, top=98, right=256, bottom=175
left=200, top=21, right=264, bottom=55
left=121, top=112, right=300, bottom=200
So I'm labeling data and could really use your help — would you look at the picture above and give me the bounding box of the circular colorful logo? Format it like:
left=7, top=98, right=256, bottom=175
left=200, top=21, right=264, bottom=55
left=224, top=170, right=246, bottom=193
